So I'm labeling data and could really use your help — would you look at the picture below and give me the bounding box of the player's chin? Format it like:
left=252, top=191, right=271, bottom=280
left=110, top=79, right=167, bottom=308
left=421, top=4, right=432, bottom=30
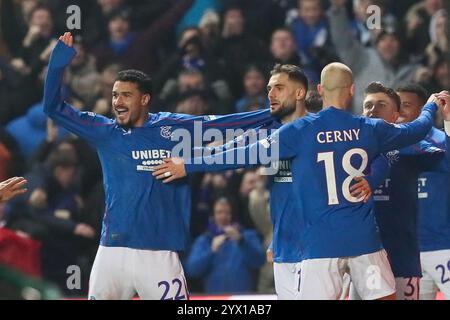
left=115, top=116, right=129, bottom=126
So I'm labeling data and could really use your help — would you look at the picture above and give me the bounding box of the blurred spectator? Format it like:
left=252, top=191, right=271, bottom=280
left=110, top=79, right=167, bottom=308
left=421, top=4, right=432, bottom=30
left=305, top=89, right=323, bottom=113
left=184, top=197, right=266, bottom=293
left=289, top=0, right=333, bottom=78
left=0, top=129, right=24, bottom=181
left=424, top=9, right=448, bottom=67
left=406, top=0, right=444, bottom=57
left=329, top=1, right=420, bottom=113
left=248, top=173, right=275, bottom=294
left=26, top=149, right=96, bottom=295
left=224, top=0, right=291, bottom=42
left=350, top=0, right=398, bottom=47
left=198, top=10, right=222, bottom=54
left=154, top=27, right=230, bottom=110
left=176, top=0, right=222, bottom=37
left=235, top=65, right=269, bottom=113
left=190, top=171, right=235, bottom=238
left=267, top=27, right=319, bottom=84
left=91, top=64, right=123, bottom=117
left=81, top=0, right=126, bottom=47
left=66, top=36, right=102, bottom=107
left=215, top=5, right=271, bottom=97
left=0, top=0, right=40, bottom=56
left=31, top=122, right=103, bottom=199
left=15, top=5, right=56, bottom=79
left=419, top=57, right=450, bottom=97
left=174, top=89, right=212, bottom=115
left=0, top=54, right=42, bottom=125
left=93, top=0, right=194, bottom=74
left=5, top=103, right=70, bottom=160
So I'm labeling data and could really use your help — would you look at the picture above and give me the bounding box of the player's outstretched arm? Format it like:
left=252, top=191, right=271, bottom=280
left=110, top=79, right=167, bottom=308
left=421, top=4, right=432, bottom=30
left=374, top=96, right=440, bottom=153
left=43, top=32, right=113, bottom=145
left=158, top=109, right=274, bottom=141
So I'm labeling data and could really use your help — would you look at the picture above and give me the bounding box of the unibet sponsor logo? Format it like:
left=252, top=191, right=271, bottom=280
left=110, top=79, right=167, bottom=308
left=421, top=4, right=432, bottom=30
left=132, top=149, right=172, bottom=172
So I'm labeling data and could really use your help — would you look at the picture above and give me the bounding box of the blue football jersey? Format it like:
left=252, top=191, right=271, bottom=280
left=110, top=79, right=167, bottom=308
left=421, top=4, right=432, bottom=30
left=43, top=41, right=274, bottom=251
left=418, top=127, right=450, bottom=252
left=373, top=138, right=444, bottom=277
left=186, top=106, right=437, bottom=259
left=195, top=119, right=303, bottom=263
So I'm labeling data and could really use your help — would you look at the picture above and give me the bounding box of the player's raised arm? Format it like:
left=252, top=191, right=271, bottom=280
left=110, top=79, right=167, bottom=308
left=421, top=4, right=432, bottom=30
left=43, top=32, right=113, bottom=145
left=437, top=91, right=450, bottom=136
left=373, top=95, right=440, bottom=153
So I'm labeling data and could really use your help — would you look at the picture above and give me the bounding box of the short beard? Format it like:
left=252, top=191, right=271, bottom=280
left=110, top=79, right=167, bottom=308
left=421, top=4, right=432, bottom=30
left=271, top=102, right=296, bottom=120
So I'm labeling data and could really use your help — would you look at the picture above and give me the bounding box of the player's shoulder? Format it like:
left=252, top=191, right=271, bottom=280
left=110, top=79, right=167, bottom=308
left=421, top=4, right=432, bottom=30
left=150, top=112, right=189, bottom=126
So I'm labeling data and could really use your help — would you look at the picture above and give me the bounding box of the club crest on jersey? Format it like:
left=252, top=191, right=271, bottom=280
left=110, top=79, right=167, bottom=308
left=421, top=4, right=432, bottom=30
left=160, top=126, right=173, bottom=139
left=385, top=150, right=400, bottom=165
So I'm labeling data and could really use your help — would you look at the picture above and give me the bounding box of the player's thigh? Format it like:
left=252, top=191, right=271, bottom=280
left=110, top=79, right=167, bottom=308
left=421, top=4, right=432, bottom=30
left=348, top=249, right=396, bottom=300
left=297, top=258, right=345, bottom=300
left=135, top=250, right=189, bottom=300
left=395, top=277, right=420, bottom=300
left=88, top=246, right=136, bottom=300
left=421, top=250, right=450, bottom=300
left=419, top=267, right=438, bottom=300
left=273, top=262, right=300, bottom=300
left=340, top=273, right=352, bottom=300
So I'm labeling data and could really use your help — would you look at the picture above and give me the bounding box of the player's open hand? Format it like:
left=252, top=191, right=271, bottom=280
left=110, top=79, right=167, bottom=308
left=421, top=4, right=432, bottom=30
left=152, top=158, right=187, bottom=183
left=59, top=32, right=74, bottom=47
left=0, top=177, right=28, bottom=203
left=436, top=91, right=450, bottom=121
left=349, top=176, right=372, bottom=203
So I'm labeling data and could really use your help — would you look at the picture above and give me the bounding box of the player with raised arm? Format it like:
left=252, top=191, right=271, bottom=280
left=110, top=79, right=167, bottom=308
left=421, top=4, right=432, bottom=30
left=154, top=63, right=441, bottom=299
left=44, top=32, right=277, bottom=300
left=345, top=83, right=447, bottom=300
left=396, top=85, right=450, bottom=299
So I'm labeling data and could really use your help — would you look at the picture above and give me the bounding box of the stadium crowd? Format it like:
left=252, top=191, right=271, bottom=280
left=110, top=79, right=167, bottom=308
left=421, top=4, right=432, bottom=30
left=0, top=0, right=448, bottom=297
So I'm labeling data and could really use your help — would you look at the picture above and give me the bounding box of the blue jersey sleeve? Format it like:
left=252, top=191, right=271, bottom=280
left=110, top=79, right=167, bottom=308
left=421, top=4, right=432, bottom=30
left=365, top=155, right=391, bottom=191
left=372, top=103, right=437, bottom=153
left=184, top=119, right=302, bottom=173
left=155, top=109, right=274, bottom=136
left=43, top=41, right=114, bottom=146
left=401, top=138, right=446, bottom=171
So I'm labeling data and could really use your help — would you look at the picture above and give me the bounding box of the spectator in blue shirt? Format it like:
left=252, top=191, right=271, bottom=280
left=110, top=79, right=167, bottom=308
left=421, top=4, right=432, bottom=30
left=184, top=197, right=266, bottom=294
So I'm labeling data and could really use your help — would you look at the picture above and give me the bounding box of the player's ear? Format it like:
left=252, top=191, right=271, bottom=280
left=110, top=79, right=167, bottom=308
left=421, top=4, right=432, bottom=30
left=142, top=94, right=151, bottom=106
left=317, top=84, right=323, bottom=97
left=350, top=84, right=355, bottom=97
left=296, top=86, right=306, bottom=101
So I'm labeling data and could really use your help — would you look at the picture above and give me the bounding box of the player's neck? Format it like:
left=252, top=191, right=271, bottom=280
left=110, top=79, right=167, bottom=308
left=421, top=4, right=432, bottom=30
left=281, top=104, right=308, bottom=124
left=133, top=112, right=150, bottom=128
left=322, top=99, right=348, bottom=111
